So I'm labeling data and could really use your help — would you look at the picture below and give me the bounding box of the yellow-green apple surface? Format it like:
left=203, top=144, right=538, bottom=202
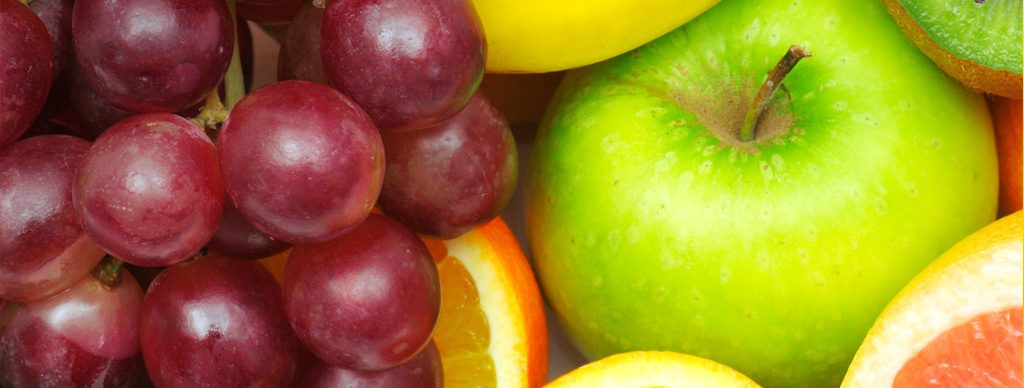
left=526, top=0, right=998, bottom=386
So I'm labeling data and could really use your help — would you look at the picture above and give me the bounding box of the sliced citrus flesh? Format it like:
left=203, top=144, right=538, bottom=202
left=545, top=351, right=761, bottom=387
left=843, top=211, right=1023, bottom=387
left=425, top=217, right=548, bottom=388
left=258, top=248, right=290, bottom=283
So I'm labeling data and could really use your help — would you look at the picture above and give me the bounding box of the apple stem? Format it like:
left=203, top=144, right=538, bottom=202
left=91, top=255, right=123, bottom=288
left=739, top=45, right=811, bottom=142
left=223, top=0, right=245, bottom=109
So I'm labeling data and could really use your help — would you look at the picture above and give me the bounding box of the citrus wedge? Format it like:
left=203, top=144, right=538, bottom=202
left=843, top=211, right=1023, bottom=387
left=545, top=351, right=760, bottom=387
left=258, top=248, right=290, bottom=283
left=423, top=217, right=547, bottom=388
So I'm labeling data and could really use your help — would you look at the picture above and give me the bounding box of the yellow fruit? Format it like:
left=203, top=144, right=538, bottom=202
left=843, top=212, right=1023, bottom=387
left=424, top=217, right=547, bottom=387
left=472, top=0, right=721, bottom=73
left=546, top=351, right=761, bottom=388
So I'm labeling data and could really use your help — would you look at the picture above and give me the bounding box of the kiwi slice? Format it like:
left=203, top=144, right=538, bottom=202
left=883, top=0, right=1022, bottom=98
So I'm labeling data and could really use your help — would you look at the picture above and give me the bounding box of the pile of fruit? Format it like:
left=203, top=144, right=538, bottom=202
left=0, top=0, right=1020, bottom=386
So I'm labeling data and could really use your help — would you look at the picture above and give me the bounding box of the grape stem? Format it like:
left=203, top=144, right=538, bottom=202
left=91, top=255, right=124, bottom=288
left=17, top=0, right=31, bottom=5
left=313, top=0, right=326, bottom=8
left=739, top=45, right=811, bottom=142
left=223, top=0, right=245, bottom=109
left=192, top=90, right=229, bottom=134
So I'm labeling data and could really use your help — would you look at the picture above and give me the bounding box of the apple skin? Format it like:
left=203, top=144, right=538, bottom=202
left=526, top=0, right=997, bottom=386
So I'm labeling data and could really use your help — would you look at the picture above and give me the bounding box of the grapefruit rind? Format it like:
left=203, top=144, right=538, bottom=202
left=545, top=351, right=761, bottom=388
left=842, top=213, right=1023, bottom=387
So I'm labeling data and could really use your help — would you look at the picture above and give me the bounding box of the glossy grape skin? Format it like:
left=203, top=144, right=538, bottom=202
left=293, top=342, right=443, bottom=388
left=321, top=0, right=486, bottom=131
left=218, top=81, right=384, bottom=244
left=29, top=0, right=73, bottom=96
left=0, top=136, right=106, bottom=302
left=1, top=0, right=53, bottom=145
left=68, top=68, right=135, bottom=139
left=72, top=0, right=232, bottom=113
left=277, top=2, right=326, bottom=84
left=0, top=271, right=145, bottom=388
left=207, top=200, right=291, bottom=260
left=236, top=0, right=303, bottom=24
left=379, top=92, right=517, bottom=238
left=140, top=254, right=300, bottom=387
left=73, top=113, right=224, bottom=267
left=283, top=214, right=441, bottom=371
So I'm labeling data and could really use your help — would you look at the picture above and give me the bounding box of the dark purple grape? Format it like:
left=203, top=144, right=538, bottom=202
left=22, top=100, right=88, bottom=139
left=68, top=67, right=136, bottom=139
left=28, top=0, right=73, bottom=94
left=207, top=200, right=291, bottom=260
left=0, top=270, right=145, bottom=387
left=1, top=0, right=53, bottom=145
left=278, top=2, right=326, bottom=84
left=72, top=0, right=233, bottom=113
left=73, top=113, right=224, bottom=267
left=379, top=92, right=517, bottom=238
left=218, top=81, right=383, bottom=244
left=321, top=0, right=485, bottom=131
left=283, top=214, right=440, bottom=371
left=0, top=135, right=106, bottom=302
left=141, top=254, right=299, bottom=387
left=236, top=0, right=303, bottom=24
left=294, top=342, right=443, bottom=388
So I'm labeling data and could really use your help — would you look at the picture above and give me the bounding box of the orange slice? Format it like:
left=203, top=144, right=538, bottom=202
left=842, top=211, right=1023, bottom=387
left=424, top=217, right=548, bottom=388
left=258, top=248, right=290, bottom=283
left=545, top=351, right=760, bottom=387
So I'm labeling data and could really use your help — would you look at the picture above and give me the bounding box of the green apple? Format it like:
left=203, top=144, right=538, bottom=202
left=526, top=0, right=997, bottom=386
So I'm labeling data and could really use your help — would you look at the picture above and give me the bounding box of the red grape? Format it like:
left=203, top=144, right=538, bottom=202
left=140, top=254, right=300, bottom=387
left=1, top=0, right=53, bottom=145
left=73, top=113, right=224, bottom=267
left=0, top=135, right=105, bottom=302
left=321, top=0, right=486, bottom=131
left=379, top=92, right=518, bottom=238
left=68, top=68, right=135, bottom=139
left=283, top=214, right=441, bottom=371
left=294, top=342, right=443, bottom=388
left=207, top=200, right=291, bottom=260
left=72, top=0, right=233, bottom=113
left=0, top=270, right=145, bottom=387
left=218, top=81, right=384, bottom=244
left=28, top=0, right=73, bottom=95
left=277, top=2, right=326, bottom=84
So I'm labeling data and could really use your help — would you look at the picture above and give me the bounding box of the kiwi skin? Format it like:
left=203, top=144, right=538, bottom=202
left=882, top=0, right=1022, bottom=98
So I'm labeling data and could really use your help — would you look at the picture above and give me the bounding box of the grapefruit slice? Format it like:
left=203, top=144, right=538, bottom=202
left=843, top=211, right=1023, bottom=387
left=545, top=351, right=760, bottom=387
left=423, top=217, right=547, bottom=387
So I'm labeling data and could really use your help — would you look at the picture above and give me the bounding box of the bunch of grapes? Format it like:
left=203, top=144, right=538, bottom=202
left=0, top=0, right=518, bottom=386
